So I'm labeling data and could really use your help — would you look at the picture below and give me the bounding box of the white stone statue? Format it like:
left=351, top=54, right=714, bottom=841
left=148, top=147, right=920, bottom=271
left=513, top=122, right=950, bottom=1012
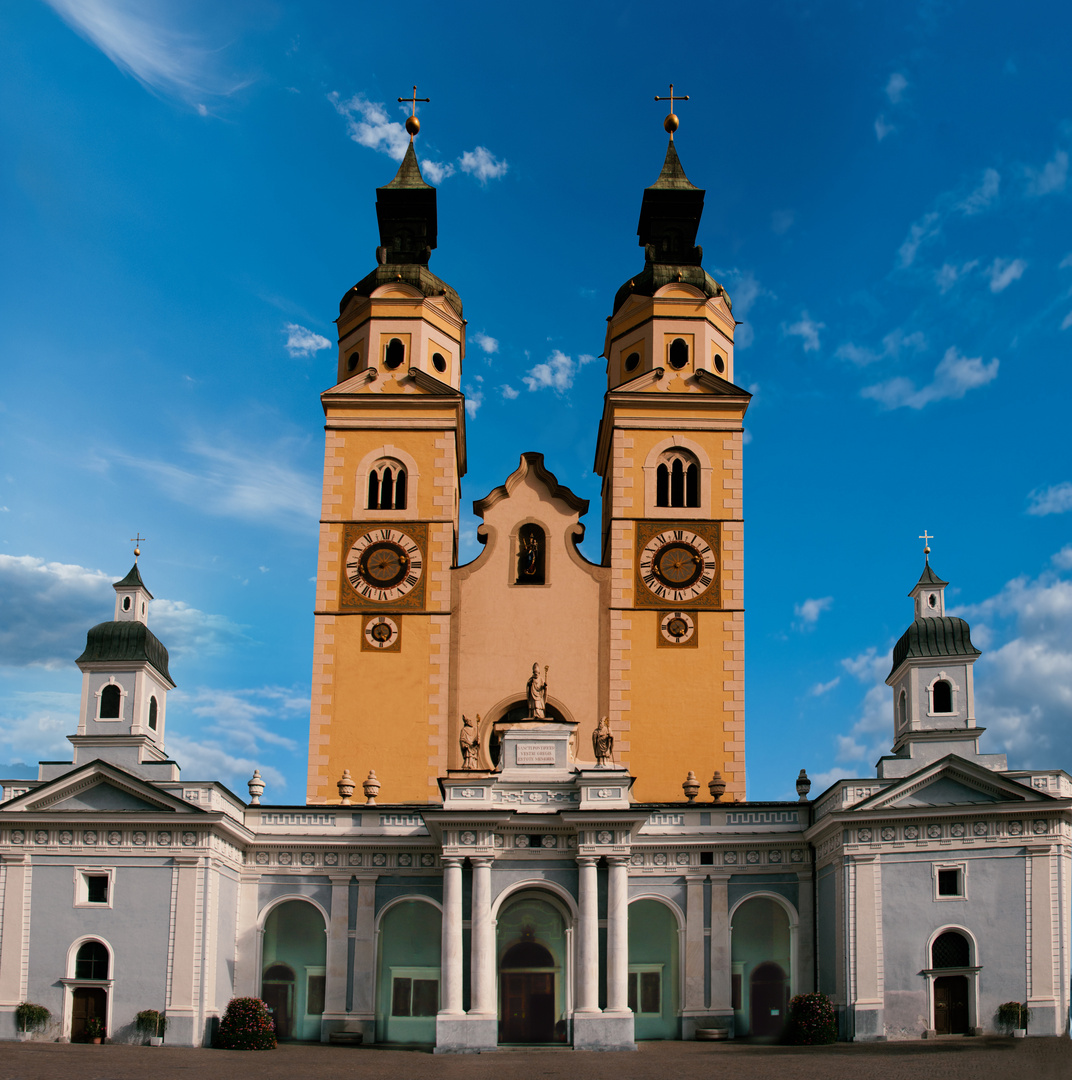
left=527, top=662, right=548, bottom=719
left=460, top=714, right=480, bottom=770
left=593, top=715, right=614, bottom=767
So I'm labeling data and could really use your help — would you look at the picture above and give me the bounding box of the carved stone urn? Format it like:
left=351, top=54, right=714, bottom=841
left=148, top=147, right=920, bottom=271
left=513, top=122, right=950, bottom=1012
left=796, top=769, right=812, bottom=801
left=247, top=769, right=265, bottom=806
left=363, top=770, right=381, bottom=805
left=682, top=770, right=700, bottom=803
left=337, top=769, right=355, bottom=805
left=708, top=770, right=726, bottom=802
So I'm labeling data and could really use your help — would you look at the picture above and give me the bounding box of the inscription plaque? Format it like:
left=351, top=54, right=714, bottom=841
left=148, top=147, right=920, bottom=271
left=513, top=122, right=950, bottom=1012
left=516, top=743, right=556, bottom=765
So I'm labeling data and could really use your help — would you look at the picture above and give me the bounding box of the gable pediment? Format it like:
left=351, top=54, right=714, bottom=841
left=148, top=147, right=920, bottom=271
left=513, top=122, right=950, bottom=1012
left=3, top=762, right=202, bottom=815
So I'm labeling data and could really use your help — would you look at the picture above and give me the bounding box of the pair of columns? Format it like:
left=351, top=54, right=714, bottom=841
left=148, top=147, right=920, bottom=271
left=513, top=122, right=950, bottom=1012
left=439, top=854, right=630, bottom=1019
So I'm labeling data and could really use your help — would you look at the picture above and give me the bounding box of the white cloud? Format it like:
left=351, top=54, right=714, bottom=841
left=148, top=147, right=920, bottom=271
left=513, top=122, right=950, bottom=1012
left=957, top=168, right=1000, bottom=215
left=783, top=313, right=824, bottom=352
left=1025, top=149, right=1068, bottom=197
left=329, top=92, right=410, bottom=161
left=835, top=328, right=926, bottom=367
left=897, top=211, right=940, bottom=268
left=283, top=323, right=331, bottom=358
left=841, top=647, right=892, bottom=684
left=874, top=115, right=895, bottom=142
left=714, top=268, right=766, bottom=349
left=459, top=146, right=508, bottom=183
left=473, top=331, right=499, bottom=355
left=44, top=0, right=248, bottom=107
left=935, top=259, right=979, bottom=294
left=862, top=346, right=998, bottom=410
left=149, top=599, right=247, bottom=658
left=1059, top=253, right=1072, bottom=270
left=500, top=384, right=519, bottom=400
left=1053, top=545, right=1072, bottom=570
left=1062, top=311, right=1072, bottom=331
left=987, top=257, right=1027, bottom=293
left=885, top=72, right=908, bottom=104
left=420, top=160, right=455, bottom=184
left=464, top=385, right=484, bottom=418
left=794, top=596, right=833, bottom=627
left=113, top=437, right=319, bottom=532
left=809, top=677, right=841, bottom=697
left=1027, top=481, right=1072, bottom=516
left=522, top=350, right=594, bottom=393
left=0, top=689, right=80, bottom=765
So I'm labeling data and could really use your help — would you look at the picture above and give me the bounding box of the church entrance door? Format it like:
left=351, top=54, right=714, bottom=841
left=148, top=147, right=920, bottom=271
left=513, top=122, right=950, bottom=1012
left=934, top=975, right=969, bottom=1035
left=500, top=972, right=555, bottom=1043
left=261, top=963, right=295, bottom=1040
left=749, top=962, right=788, bottom=1037
left=71, top=987, right=106, bottom=1041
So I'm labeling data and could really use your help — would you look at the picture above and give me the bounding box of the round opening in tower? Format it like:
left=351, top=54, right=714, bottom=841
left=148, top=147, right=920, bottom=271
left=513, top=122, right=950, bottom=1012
left=668, top=338, right=689, bottom=369
left=713, top=352, right=725, bottom=374
left=624, top=351, right=640, bottom=373
left=432, top=352, right=447, bottom=373
left=347, top=350, right=361, bottom=372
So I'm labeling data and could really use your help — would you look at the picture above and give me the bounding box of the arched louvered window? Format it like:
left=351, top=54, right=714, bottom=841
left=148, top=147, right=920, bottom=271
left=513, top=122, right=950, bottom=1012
left=99, top=684, right=121, bottom=720
left=367, top=460, right=407, bottom=510
left=655, top=448, right=701, bottom=508
left=148, top=696, right=158, bottom=731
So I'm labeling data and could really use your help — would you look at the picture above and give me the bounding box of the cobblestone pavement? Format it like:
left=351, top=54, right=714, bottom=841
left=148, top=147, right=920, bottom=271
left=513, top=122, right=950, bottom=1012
left=0, top=1038, right=1068, bottom=1080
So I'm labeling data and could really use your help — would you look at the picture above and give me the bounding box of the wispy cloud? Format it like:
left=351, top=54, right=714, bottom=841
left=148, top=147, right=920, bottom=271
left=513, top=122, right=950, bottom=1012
left=897, top=168, right=1001, bottom=268
left=464, top=381, right=484, bottom=418
left=987, top=257, right=1027, bottom=293
left=715, top=268, right=767, bottom=349
left=523, top=350, right=595, bottom=393
left=835, top=328, right=926, bottom=367
left=809, top=676, right=841, bottom=697
left=874, top=115, right=895, bottom=142
left=794, top=596, right=833, bottom=628
left=421, top=160, right=455, bottom=184
left=935, top=259, right=980, bottom=294
left=44, top=0, right=248, bottom=110
left=473, top=331, right=499, bottom=355
left=885, top=72, right=908, bottom=104
left=283, top=323, right=331, bottom=358
left=862, top=346, right=998, bottom=409
left=1027, top=481, right=1072, bottom=516
left=770, top=210, right=794, bottom=235
left=500, top=384, right=519, bottom=400
left=459, top=147, right=508, bottom=183
left=1025, top=148, right=1068, bottom=197
left=783, top=312, right=824, bottom=352
left=957, top=168, right=1001, bottom=215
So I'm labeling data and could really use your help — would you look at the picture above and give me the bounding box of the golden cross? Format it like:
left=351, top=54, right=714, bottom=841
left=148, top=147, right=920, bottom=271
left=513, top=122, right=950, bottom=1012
left=398, top=85, right=430, bottom=139
left=918, top=530, right=933, bottom=558
left=655, top=83, right=689, bottom=138
left=129, top=533, right=146, bottom=561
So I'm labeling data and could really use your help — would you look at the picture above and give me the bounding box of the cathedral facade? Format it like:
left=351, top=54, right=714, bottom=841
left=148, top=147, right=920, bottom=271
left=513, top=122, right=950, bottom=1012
left=0, top=128, right=1068, bottom=1050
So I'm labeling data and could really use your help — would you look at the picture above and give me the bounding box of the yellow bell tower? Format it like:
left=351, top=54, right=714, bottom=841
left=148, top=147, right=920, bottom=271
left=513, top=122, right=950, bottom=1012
left=594, top=119, right=750, bottom=802
left=307, top=110, right=467, bottom=804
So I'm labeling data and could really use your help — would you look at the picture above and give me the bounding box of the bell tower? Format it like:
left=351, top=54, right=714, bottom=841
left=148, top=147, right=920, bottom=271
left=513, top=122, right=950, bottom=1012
left=594, top=104, right=750, bottom=801
left=307, top=100, right=467, bottom=804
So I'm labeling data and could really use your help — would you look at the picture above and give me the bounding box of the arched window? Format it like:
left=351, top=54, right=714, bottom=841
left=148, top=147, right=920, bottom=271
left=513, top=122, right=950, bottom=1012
left=898, top=689, right=907, bottom=728
left=75, top=940, right=110, bottom=980
left=655, top=449, right=700, bottom=508
left=931, top=931, right=969, bottom=969
left=384, top=338, right=405, bottom=369
left=668, top=338, right=689, bottom=369
left=932, top=680, right=953, bottom=714
left=99, top=685, right=121, bottom=720
left=148, top=696, right=158, bottom=731
left=367, top=460, right=407, bottom=510
left=122, top=596, right=131, bottom=611
left=516, top=524, right=546, bottom=584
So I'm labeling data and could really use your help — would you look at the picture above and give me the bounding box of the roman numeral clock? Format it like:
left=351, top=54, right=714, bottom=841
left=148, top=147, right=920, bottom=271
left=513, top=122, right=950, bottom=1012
left=634, top=522, right=722, bottom=647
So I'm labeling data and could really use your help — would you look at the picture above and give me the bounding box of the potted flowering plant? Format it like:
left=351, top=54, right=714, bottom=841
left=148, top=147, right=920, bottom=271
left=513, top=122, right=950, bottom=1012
left=84, top=1016, right=105, bottom=1043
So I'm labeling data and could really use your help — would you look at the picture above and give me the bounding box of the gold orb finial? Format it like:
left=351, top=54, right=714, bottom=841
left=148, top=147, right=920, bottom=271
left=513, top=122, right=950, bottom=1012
left=664, top=112, right=679, bottom=134
left=129, top=533, right=146, bottom=562
left=405, top=114, right=420, bottom=137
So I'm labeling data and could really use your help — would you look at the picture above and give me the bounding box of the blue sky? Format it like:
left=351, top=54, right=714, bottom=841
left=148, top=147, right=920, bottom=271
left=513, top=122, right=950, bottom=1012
left=2, top=0, right=1071, bottom=802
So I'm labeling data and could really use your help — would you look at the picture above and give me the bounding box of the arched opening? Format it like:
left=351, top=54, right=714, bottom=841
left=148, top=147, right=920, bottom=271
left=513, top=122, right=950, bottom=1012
left=516, top=524, right=546, bottom=584
left=931, top=931, right=971, bottom=1034
left=70, top=940, right=110, bottom=1041
left=99, top=685, right=121, bottom=720
left=377, top=898, right=441, bottom=1044
left=122, top=596, right=131, bottom=611
left=384, top=337, right=405, bottom=369
left=628, top=898, right=680, bottom=1040
left=655, top=449, right=701, bottom=508
left=898, top=689, right=907, bottom=728
left=932, top=680, right=953, bottom=714
left=261, top=900, right=327, bottom=1041
left=367, top=460, right=407, bottom=510
left=668, top=338, right=688, bottom=369
left=148, top=696, right=158, bottom=730
left=497, top=893, right=567, bottom=1044
left=731, top=896, right=792, bottom=1038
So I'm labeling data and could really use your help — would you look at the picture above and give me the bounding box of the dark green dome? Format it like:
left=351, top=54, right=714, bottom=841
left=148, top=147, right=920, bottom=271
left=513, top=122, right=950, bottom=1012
left=77, top=621, right=172, bottom=682
left=890, top=617, right=979, bottom=677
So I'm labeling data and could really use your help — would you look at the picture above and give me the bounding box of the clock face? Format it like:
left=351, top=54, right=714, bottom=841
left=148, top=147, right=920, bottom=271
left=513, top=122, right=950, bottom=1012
left=640, top=529, right=716, bottom=603
left=660, top=610, right=696, bottom=645
left=346, top=528, right=423, bottom=602
left=363, top=615, right=400, bottom=650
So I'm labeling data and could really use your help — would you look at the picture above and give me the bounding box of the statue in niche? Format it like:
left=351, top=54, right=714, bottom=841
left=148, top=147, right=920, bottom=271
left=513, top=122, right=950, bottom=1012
left=527, top=663, right=549, bottom=719
left=593, top=715, right=614, bottom=767
left=460, top=714, right=480, bottom=770
left=517, top=524, right=545, bottom=584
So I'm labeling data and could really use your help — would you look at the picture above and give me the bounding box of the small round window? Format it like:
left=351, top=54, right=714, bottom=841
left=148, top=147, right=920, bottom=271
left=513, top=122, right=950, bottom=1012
left=122, top=597, right=131, bottom=611
left=668, top=338, right=689, bottom=369
left=384, top=338, right=405, bottom=369
left=346, top=350, right=360, bottom=372
left=624, top=351, right=640, bottom=373
left=713, top=352, right=725, bottom=374
left=432, top=352, right=447, bottom=373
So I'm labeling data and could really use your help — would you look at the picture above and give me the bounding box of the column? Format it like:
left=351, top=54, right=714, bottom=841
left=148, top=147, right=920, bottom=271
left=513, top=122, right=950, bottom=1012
left=605, top=856, right=629, bottom=1014
left=683, top=873, right=706, bottom=1013
left=576, top=856, right=600, bottom=1013
left=350, top=874, right=377, bottom=1022
left=439, top=857, right=464, bottom=1015
left=708, top=873, right=732, bottom=1012
left=166, top=856, right=200, bottom=1045
left=0, top=855, right=30, bottom=1004
left=323, top=874, right=351, bottom=1022
left=469, top=858, right=495, bottom=1016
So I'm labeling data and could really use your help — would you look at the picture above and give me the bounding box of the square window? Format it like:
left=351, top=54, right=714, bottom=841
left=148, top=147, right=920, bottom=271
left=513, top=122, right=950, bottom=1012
left=307, top=974, right=325, bottom=1015
left=627, top=967, right=663, bottom=1015
left=86, top=875, right=108, bottom=904
left=937, top=869, right=960, bottom=896
left=75, top=868, right=114, bottom=908
left=933, top=864, right=966, bottom=901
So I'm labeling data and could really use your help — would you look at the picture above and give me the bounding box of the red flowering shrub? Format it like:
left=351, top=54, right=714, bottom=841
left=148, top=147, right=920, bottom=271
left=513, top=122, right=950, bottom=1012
left=783, top=992, right=838, bottom=1045
left=213, top=997, right=276, bottom=1051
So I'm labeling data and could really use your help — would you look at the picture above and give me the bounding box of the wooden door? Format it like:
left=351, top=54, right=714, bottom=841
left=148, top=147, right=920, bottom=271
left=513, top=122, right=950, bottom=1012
left=261, top=982, right=293, bottom=1040
left=934, top=975, right=969, bottom=1035
left=499, top=972, right=555, bottom=1043
left=750, top=963, right=788, bottom=1037
left=71, top=987, right=106, bottom=1042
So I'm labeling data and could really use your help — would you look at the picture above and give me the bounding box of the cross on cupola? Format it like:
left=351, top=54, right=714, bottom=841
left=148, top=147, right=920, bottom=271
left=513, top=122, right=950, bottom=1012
left=655, top=83, right=689, bottom=137
left=129, top=532, right=146, bottom=562
left=398, top=85, right=430, bottom=140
